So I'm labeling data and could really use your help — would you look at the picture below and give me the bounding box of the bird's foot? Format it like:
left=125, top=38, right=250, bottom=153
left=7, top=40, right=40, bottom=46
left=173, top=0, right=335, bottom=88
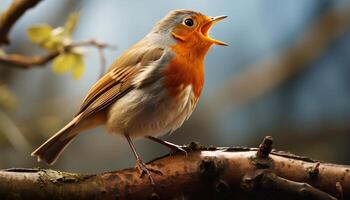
left=135, top=159, right=162, bottom=185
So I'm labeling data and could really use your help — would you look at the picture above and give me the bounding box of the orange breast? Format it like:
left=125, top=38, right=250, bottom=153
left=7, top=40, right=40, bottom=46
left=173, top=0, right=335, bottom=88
left=163, top=43, right=205, bottom=101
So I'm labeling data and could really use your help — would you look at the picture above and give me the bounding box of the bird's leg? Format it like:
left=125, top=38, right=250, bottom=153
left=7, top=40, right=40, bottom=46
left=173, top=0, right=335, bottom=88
left=125, top=134, right=161, bottom=185
left=146, top=136, right=188, bottom=156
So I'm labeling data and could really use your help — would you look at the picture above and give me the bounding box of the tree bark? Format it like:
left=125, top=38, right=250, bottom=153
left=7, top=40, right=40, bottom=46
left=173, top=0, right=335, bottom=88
left=0, top=137, right=349, bottom=200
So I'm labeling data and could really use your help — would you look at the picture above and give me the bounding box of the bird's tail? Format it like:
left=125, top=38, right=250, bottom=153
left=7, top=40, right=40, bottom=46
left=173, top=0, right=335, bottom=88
left=31, top=117, right=79, bottom=165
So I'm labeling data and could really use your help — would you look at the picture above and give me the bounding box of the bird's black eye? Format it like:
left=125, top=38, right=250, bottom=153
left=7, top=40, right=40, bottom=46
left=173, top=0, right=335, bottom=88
left=184, top=18, right=194, bottom=27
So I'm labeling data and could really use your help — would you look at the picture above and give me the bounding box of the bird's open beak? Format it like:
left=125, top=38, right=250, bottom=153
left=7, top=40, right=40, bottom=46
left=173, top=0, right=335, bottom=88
left=201, top=15, right=228, bottom=46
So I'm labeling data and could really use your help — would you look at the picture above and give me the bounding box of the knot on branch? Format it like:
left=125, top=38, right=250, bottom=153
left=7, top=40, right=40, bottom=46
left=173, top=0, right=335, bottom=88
left=307, top=162, right=321, bottom=179
left=241, top=170, right=265, bottom=192
left=199, top=156, right=228, bottom=183
left=250, top=136, right=274, bottom=168
left=256, top=136, right=273, bottom=158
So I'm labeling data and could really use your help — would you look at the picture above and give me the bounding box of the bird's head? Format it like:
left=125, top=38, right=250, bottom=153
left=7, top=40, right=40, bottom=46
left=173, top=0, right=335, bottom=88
left=152, top=10, right=227, bottom=53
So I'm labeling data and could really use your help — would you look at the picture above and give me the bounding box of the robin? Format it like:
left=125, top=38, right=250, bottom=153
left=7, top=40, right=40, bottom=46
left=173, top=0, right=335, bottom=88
left=31, top=9, right=227, bottom=184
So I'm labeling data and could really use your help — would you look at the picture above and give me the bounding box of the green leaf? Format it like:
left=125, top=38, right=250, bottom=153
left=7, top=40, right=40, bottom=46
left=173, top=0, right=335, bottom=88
left=71, top=54, right=84, bottom=80
left=27, top=24, right=53, bottom=44
left=64, top=12, right=80, bottom=36
left=52, top=53, right=76, bottom=74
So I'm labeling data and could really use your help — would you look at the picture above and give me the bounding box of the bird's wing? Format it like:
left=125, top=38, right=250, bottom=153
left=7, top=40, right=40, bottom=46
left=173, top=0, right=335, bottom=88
left=75, top=47, right=167, bottom=122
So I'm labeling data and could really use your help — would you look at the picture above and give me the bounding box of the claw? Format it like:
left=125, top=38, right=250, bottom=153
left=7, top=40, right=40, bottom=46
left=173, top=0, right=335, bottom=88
left=136, top=159, right=155, bottom=185
left=125, top=134, right=161, bottom=185
left=135, top=159, right=162, bottom=185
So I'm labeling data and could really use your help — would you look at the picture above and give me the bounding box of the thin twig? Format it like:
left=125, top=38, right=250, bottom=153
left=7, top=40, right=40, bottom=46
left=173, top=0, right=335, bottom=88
left=0, top=51, right=59, bottom=68
left=0, top=39, right=114, bottom=69
left=67, top=39, right=116, bottom=77
left=69, top=39, right=116, bottom=50
left=0, top=0, right=114, bottom=72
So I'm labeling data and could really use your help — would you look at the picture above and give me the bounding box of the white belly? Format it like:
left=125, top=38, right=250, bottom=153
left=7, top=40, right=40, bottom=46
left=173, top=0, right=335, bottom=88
left=106, top=82, right=196, bottom=138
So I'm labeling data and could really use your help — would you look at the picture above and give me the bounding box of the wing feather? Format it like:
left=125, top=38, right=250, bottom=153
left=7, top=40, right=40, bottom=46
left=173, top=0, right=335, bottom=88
left=75, top=46, right=167, bottom=122
left=78, top=74, right=115, bottom=113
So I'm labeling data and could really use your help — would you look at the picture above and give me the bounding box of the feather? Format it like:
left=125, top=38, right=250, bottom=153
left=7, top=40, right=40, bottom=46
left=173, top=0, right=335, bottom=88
left=75, top=47, right=167, bottom=123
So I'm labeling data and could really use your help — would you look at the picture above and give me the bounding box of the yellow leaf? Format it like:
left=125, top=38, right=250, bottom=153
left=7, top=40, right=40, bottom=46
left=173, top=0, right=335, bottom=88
left=52, top=53, right=76, bottom=74
left=42, top=27, right=65, bottom=51
left=64, top=12, right=80, bottom=36
left=27, top=24, right=52, bottom=44
left=52, top=53, right=85, bottom=79
left=72, top=54, right=85, bottom=80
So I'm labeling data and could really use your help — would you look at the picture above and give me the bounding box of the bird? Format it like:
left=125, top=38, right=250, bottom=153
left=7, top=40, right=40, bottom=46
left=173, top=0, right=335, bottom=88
left=31, top=9, right=227, bottom=184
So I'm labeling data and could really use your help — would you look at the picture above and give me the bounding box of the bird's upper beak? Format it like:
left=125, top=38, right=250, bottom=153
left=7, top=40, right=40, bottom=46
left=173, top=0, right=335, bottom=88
left=201, top=15, right=228, bottom=46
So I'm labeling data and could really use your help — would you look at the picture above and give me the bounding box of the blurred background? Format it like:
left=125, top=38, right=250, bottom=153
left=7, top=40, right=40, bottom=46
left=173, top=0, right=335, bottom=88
left=0, top=0, right=349, bottom=173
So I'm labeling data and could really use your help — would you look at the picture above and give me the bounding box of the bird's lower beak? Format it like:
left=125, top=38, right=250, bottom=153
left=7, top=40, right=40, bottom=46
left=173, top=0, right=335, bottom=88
left=201, top=15, right=228, bottom=46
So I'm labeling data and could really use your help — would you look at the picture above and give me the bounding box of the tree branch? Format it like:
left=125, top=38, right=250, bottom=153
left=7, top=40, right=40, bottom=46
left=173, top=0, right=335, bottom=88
left=0, top=0, right=114, bottom=70
left=0, top=136, right=348, bottom=200
left=0, top=39, right=114, bottom=69
left=0, top=0, right=43, bottom=45
left=0, top=51, right=59, bottom=68
left=68, top=39, right=116, bottom=77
